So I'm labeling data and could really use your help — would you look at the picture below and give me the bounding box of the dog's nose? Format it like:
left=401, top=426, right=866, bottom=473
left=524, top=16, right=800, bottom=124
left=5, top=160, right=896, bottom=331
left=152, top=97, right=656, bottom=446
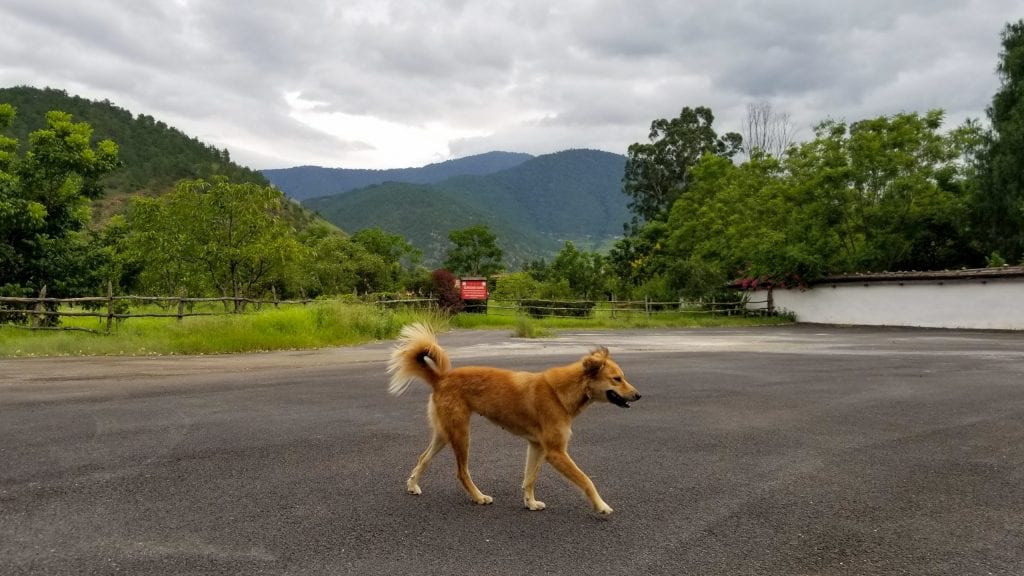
left=633, top=393, right=642, bottom=401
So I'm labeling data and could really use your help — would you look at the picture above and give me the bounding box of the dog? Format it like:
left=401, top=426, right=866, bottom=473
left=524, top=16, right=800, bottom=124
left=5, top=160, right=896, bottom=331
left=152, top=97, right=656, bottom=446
left=387, top=323, right=641, bottom=514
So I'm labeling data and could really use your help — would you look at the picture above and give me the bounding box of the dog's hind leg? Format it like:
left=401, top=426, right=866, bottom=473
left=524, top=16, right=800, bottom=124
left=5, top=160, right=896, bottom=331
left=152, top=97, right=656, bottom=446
left=446, top=417, right=493, bottom=505
left=522, top=441, right=546, bottom=511
left=545, top=449, right=613, bottom=515
left=407, top=428, right=447, bottom=495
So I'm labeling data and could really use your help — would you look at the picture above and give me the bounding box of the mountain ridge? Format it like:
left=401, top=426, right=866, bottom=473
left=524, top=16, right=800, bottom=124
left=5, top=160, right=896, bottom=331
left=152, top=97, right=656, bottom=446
left=0, top=85, right=325, bottom=228
left=262, top=151, right=534, bottom=200
left=303, top=149, right=629, bottom=267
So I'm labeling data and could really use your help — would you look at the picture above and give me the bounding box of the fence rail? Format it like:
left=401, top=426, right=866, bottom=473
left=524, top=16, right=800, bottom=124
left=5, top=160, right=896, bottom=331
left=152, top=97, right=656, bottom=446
left=0, top=283, right=321, bottom=333
left=1, top=284, right=770, bottom=334
left=481, top=296, right=766, bottom=318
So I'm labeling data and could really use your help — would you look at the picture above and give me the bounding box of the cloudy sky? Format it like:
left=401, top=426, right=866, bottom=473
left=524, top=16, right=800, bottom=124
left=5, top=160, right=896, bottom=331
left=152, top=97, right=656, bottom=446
left=2, top=1, right=1021, bottom=170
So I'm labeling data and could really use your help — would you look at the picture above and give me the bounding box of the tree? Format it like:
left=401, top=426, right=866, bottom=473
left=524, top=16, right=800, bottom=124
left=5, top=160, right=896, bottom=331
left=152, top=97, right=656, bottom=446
left=607, top=219, right=671, bottom=294
left=0, top=106, right=119, bottom=294
left=975, top=19, right=1024, bottom=263
left=489, top=271, right=541, bottom=300
left=125, top=177, right=302, bottom=304
left=298, top=224, right=377, bottom=296
left=622, top=106, right=742, bottom=228
left=351, top=227, right=422, bottom=292
left=612, top=106, right=741, bottom=294
left=667, top=151, right=830, bottom=293
left=430, top=268, right=464, bottom=313
left=741, top=101, right=796, bottom=159
left=663, top=110, right=980, bottom=296
left=548, top=241, right=611, bottom=299
left=443, top=224, right=504, bottom=277
left=799, top=111, right=977, bottom=272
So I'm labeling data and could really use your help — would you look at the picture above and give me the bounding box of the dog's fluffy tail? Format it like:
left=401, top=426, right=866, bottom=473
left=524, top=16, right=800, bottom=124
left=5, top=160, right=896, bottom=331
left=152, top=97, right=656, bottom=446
left=387, top=322, right=451, bottom=396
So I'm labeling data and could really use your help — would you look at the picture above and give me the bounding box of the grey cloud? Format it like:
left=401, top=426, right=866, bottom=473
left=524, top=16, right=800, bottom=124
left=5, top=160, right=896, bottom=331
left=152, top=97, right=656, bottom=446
left=1, top=0, right=1019, bottom=169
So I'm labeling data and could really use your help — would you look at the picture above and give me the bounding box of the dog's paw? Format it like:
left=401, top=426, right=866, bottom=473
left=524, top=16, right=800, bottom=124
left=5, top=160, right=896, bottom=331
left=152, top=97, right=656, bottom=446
left=596, top=503, right=613, bottom=515
left=406, top=479, right=422, bottom=495
left=525, top=499, right=546, bottom=511
left=474, top=494, right=494, bottom=505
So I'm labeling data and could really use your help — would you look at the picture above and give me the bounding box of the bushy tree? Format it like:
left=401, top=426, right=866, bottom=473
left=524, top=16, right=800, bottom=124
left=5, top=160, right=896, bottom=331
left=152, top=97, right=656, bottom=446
left=622, top=106, right=741, bottom=228
left=975, top=19, right=1024, bottom=263
left=298, top=224, right=372, bottom=296
left=125, top=177, right=301, bottom=304
left=489, top=271, right=542, bottom=300
left=444, top=224, right=504, bottom=277
left=612, top=106, right=740, bottom=296
left=790, top=111, right=978, bottom=273
left=351, top=227, right=423, bottom=292
left=548, top=241, right=611, bottom=299
left=430, top=268, right=464, bottom=313
left=662, top=110, right=980, bottom=294
left=0, top=106, right=119, bottom=295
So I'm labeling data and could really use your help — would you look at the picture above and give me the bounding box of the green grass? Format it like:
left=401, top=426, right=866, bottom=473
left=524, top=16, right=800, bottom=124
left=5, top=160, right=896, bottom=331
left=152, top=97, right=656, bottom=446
left=0, top=301, right=790, bottom=357
left=0, top=302, right=448, bottom=357
left=450, top=299, right=792, bottom=334
left=451, top=309, right=790, bottom=332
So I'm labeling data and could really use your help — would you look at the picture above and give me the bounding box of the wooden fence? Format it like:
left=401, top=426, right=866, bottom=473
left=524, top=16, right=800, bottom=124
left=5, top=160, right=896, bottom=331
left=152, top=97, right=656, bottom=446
left=478, top=296, right=768, bottom=318
left=1, top=286, right=769, bottom=334
left=0, top=284, right=316, bottom=333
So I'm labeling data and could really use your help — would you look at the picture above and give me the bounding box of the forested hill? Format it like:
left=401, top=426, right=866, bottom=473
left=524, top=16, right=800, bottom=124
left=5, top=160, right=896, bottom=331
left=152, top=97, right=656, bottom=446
left=262, top=151, right=534, bottom=200
left=303, top=149, right=629, bottom=266
left=0, top=86, right=269, bottom=218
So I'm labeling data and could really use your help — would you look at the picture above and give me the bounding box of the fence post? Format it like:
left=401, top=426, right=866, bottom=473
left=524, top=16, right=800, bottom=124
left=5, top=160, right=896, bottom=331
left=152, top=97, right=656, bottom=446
left=106, top=281, right=114, bottom=332
left=645, top=296, right=650, bottom=319
left=177, top=289, right=186, bottom=321
left=32, top=285, right=47, bottom=328
left=767, top=286, right=775, bottom=316
left=271, top=286, right=280, bottom=309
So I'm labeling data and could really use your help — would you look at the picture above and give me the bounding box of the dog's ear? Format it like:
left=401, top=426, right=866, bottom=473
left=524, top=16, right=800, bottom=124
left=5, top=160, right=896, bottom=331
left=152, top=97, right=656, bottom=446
left=582, top=347, right=609, bottom=377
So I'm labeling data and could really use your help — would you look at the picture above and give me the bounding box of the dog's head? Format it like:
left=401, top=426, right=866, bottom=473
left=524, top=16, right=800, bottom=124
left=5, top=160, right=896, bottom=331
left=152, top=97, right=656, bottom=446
left=582, top=347, right=641, bottom=408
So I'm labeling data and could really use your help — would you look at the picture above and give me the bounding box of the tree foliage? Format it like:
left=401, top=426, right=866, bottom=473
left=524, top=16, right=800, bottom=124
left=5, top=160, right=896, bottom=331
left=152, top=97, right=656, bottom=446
left=548, top=241, right=611, bottom=299
left=0, top=106, right=119, bottom=295
left=444, top=224, right=504, bottom=277
left=974, top=19, right=1024, bottom=263
left=622, top=106, right=741, bottom=227
left=430, top=268, right=464, bottom=313
left=125, top=178, right=301, bottom=304
left=661, top=110, right=981, bottom=294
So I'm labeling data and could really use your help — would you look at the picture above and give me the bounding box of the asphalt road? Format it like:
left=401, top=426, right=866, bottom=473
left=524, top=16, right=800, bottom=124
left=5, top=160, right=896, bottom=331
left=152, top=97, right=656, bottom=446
left=2, top=326, right=1024, bottom=575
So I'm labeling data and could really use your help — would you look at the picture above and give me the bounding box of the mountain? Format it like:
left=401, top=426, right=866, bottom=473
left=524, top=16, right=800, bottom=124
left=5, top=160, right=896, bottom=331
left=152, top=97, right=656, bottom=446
left=0, top=86, right=329, bottom=231
left=262, top=151, right=534, bottom=200
left=303, top=149, right=629, bottom=267
left=0, top=86, right=272, bottom=220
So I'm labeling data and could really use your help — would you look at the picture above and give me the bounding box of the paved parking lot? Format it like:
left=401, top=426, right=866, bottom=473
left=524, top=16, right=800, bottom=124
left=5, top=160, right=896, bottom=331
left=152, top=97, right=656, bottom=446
left=2, top=326, right=1023, bottom=575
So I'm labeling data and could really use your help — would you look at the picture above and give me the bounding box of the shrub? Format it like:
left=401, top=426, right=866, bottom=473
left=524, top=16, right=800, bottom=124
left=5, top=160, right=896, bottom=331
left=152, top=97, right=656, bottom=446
left=431, top=269, right=464, bottom=314
left=519, top=299, right=595, bottom=318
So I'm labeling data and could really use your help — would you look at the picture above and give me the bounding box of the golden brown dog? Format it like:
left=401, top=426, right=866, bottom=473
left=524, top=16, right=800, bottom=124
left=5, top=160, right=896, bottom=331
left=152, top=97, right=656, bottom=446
left=387, top=323, right=640, bottom=514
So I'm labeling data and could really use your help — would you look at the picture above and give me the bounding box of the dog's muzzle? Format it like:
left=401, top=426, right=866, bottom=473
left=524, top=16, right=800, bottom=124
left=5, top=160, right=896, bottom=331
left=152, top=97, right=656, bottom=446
left=607, top=390, right=639, bottom=408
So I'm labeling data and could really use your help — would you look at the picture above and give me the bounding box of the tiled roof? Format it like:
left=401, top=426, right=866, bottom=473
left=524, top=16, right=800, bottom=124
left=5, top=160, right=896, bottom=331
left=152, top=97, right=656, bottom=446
left=814, top=266, right=1024, bottom=285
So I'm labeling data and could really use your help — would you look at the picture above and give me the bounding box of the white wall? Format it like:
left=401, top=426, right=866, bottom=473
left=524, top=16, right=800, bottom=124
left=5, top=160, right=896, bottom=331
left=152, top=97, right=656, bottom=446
left=749, top=277, right=1024, bottom=330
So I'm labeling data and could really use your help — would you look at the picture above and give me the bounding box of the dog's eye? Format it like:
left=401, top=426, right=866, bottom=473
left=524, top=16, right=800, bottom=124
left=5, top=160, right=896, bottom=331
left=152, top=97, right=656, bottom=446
left=612, top=376, right=623, bottom=382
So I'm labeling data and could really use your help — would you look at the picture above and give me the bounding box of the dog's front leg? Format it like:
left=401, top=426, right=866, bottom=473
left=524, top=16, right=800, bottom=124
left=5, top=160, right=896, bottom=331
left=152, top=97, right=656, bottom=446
left=546, top=449, right=613, bottom=515
left=522, top=442, right=546, bottom=511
